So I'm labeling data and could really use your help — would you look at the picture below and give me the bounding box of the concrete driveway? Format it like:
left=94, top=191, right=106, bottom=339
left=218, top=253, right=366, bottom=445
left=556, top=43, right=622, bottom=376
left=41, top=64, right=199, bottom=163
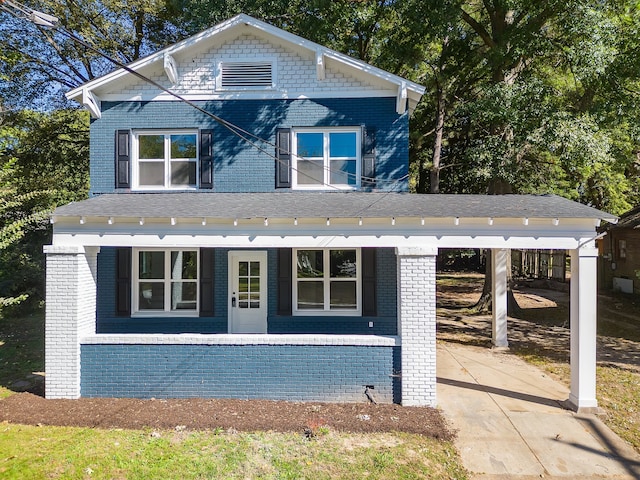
left=437, top=342, right=640, bottom=479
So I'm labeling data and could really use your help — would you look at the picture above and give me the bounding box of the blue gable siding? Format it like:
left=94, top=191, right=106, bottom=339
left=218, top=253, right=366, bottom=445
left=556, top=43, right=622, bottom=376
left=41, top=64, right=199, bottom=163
left=97, top=247, right=397, bottom=335
left=90, top=98, right=408, bottom=194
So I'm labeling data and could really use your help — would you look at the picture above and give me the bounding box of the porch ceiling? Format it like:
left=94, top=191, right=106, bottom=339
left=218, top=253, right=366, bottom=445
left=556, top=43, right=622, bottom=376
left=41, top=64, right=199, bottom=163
left=54, top=192, right=616, bottom=223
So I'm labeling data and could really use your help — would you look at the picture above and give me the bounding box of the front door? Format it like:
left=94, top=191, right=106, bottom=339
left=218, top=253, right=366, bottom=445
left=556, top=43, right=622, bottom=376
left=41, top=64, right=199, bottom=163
left=228, top=251, right=268, bottom=333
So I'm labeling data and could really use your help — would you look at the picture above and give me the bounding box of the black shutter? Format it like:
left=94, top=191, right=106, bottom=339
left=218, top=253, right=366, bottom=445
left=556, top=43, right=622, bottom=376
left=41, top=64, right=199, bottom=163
left=277, top=248, right=292, bottom=315
left=362, top=127, right=376, bottom=189
left=275, top=128, right=291, bottom=188
left=200, top=129, right=214, bottom=189
left=361, top=248, right=377, bottom=316
left=200, top=248, right=215, bottom=316
left=116, top=248, right=132, bottom=316
left=115, top=130, right=131, bottom=189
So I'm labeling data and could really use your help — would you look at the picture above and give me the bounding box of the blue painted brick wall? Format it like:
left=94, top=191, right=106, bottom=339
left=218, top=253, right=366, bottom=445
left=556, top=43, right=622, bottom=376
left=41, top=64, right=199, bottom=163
left=97, top=247, right=397, bottom=335
left=81, top=344, right=401, bottom=403
left=90, top=98, right=408, bottom=194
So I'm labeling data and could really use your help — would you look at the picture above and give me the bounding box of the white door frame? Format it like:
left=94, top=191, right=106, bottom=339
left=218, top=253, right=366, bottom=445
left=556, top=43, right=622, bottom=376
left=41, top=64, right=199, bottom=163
left=228, top=250, right=268, bottom=334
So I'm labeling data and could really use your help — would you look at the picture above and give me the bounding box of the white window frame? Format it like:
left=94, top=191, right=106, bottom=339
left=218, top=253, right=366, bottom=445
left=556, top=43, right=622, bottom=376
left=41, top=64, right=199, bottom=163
left=131, top=130, right=199, bottom=191
left=291, top=127, right=361, bottom=190
left=292, top=248, right=361, bottom=316
left=216, top=57, right=277, bottom=91
left=132, top=248, right=199, bottom=317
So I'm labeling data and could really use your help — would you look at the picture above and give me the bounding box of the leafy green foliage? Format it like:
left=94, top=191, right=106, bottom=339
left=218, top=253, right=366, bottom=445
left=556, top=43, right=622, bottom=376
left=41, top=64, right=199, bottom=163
left=0, top=109, right=89, bottom=311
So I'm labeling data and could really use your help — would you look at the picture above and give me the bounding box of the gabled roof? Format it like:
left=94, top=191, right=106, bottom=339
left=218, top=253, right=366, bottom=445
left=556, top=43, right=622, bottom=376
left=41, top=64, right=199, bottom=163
left=66, top=14, right=425, bottom=116
left=607, top=204, right=640, bottom=229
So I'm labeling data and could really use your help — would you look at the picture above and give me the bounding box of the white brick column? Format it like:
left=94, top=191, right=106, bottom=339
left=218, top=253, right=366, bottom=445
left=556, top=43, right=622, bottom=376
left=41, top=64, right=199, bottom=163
left=492, top=248, right=509, bottom=348
left=396, top=246, right=437, bottom=407
left=44, top=245, right=99, bottom=399
left=569, top=246, right=599, bottom=412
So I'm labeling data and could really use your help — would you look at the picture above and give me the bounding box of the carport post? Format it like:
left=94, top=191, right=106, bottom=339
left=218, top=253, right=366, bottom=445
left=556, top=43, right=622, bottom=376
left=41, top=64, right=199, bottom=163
left=569, top=246, right=599, bottom=412
left=492, top=248, right=509, bottom=348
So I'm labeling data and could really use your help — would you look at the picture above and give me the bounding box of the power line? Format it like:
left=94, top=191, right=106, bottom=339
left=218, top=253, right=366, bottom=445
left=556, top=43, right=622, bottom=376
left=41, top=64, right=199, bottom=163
left=1, top=0, right=407, bottom=192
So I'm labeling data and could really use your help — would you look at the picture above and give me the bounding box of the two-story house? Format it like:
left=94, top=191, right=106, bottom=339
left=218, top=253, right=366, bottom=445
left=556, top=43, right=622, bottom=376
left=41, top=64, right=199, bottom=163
left=46, top=14, right=615, bottom=411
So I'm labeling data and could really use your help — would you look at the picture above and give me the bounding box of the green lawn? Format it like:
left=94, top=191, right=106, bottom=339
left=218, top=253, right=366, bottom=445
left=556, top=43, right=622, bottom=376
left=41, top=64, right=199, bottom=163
left=0, top=425, right=467, bottom=479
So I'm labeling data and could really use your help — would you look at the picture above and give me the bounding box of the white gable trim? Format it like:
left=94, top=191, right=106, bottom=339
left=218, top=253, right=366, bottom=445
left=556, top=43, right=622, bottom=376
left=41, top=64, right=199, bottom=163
left=316, top=49, right=326, bottom=81
left=66, top=14, right=425, bottom=112
left=82, top=88, right=101, bottom=119
left=163, top=53, right=179, bottom=84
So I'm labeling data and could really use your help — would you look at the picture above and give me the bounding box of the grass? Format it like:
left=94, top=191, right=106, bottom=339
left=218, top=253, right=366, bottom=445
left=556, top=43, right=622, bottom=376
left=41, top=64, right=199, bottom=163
left=0, top=425, right=468, bottom=479
left=0, top=310, right=44, bottom=398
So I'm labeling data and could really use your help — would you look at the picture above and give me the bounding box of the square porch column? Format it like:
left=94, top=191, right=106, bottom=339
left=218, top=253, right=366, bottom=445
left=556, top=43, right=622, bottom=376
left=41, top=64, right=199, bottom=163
left=492, top=248, right=509, bottom=348
left=568, top=246, right=599, bottom=412
left=396, top=246, right=437, bottom=407
left=44, top=245, right=99, bottom=399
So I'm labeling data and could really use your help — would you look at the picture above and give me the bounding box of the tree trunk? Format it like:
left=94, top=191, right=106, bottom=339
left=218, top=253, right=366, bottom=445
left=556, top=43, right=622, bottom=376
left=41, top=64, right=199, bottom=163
left=430, top=86, right=446, bottom=194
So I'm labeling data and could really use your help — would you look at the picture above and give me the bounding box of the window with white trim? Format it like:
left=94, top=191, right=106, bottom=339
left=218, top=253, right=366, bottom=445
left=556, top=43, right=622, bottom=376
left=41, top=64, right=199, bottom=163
left=293, top=248, right=361, bottom=315
left=132, top=131, right=198, bottom=189
left=133, top=249, right=198, bottom=315
left=292, top=128, right=361, bottom=190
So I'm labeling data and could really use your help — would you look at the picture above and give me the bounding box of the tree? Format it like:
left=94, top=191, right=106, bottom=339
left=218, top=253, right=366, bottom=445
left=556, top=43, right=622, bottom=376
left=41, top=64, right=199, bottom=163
left=0, top=109, right=89, bottom=312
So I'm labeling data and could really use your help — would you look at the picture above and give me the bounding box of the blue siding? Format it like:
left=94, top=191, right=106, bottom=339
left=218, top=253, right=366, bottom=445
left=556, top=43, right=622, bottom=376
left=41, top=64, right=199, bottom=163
left=97, top=247, right=397, bottom=335
left=81, top=344, right=401, bottom=403
left=90, top=98, right=408, bottom=194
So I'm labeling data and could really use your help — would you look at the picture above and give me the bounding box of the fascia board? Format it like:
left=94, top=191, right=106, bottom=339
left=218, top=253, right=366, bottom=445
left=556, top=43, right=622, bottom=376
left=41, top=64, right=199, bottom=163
left=66, top=13, right=425, bottom=103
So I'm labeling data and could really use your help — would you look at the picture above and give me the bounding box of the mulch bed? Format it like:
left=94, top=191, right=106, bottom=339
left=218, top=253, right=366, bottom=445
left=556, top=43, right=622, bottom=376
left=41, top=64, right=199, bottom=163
left=0, top=393, right=454, bottom=440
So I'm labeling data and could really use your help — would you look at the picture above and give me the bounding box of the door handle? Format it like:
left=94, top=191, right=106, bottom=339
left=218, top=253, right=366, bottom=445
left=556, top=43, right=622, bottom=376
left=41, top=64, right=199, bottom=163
left=232, top=296, right=236, bottom=307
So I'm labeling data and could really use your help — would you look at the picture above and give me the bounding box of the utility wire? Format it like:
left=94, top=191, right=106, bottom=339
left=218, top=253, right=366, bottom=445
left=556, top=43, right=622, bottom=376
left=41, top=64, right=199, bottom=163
left=1, top=0, right=409, bottom=195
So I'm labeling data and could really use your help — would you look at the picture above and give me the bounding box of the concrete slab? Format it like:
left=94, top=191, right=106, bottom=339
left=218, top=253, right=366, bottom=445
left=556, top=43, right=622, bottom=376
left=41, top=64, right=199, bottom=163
left=437, top=342, right=640, bottom=479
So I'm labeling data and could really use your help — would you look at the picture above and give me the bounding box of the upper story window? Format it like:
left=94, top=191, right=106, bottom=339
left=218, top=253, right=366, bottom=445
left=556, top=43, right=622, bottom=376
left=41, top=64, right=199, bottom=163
left=132, top=131, right=198, bottom=190
left=291, top=128, right=361, bottom=190
left=217, top=59, right=276, bottom=90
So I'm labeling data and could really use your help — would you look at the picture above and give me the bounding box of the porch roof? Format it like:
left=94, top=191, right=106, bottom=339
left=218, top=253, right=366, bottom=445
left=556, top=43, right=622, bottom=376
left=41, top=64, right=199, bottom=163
left=53, top=192, right=617, bottom=222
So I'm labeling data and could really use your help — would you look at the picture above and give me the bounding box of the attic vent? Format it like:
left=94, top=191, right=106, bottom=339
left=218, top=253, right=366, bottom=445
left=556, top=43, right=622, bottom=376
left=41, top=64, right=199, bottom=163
left=220, top=61, right=274, bottom=88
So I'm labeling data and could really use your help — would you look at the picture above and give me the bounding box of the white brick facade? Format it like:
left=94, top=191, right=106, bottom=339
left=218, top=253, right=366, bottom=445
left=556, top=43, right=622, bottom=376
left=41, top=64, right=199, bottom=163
left=44, top=245, right=99, bottom=398
left=396, top=247, right=437, bottom=406
left=114, top=34, right=378, bottom=97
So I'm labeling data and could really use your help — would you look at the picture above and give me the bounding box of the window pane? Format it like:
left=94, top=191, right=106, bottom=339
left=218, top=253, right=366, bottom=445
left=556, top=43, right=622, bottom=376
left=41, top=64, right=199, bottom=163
left=250, top=261, right=260, bottom=277
left=170, top=161, right=196, bottom=186
left=239, top=293, right=249, bottom=309
left=171, top=251, right=197, bottom=280
left=330, top=281, right=356, bottom=310
left=297, top=250, right=323, bottom=278
left=330, top=250, right=357, bottom=278
left=239, top=261, right=248, bottom=276
left=139, top=282, right=164, bottom=310
left=139, top=135, right=164, bottom=159
left=171, top=282, right=197, bottom=310
left=297, top=159, right=324, bottom=185
left=139, top=251, right=164, bottom=279
left=170, top=134, right=197, bottom=158
left=250, top=277, right=260, bottom=293
left=296, top=133, right=323, bottom=157
left=298, top=281, right=324, bottom=309
left=329, top=132, right=356, bottom=157
left=239, top=277, right=248, bottom=293
left=329, top=159, right=356, bottom=186
left=139, top=161, right=165, bottom=186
